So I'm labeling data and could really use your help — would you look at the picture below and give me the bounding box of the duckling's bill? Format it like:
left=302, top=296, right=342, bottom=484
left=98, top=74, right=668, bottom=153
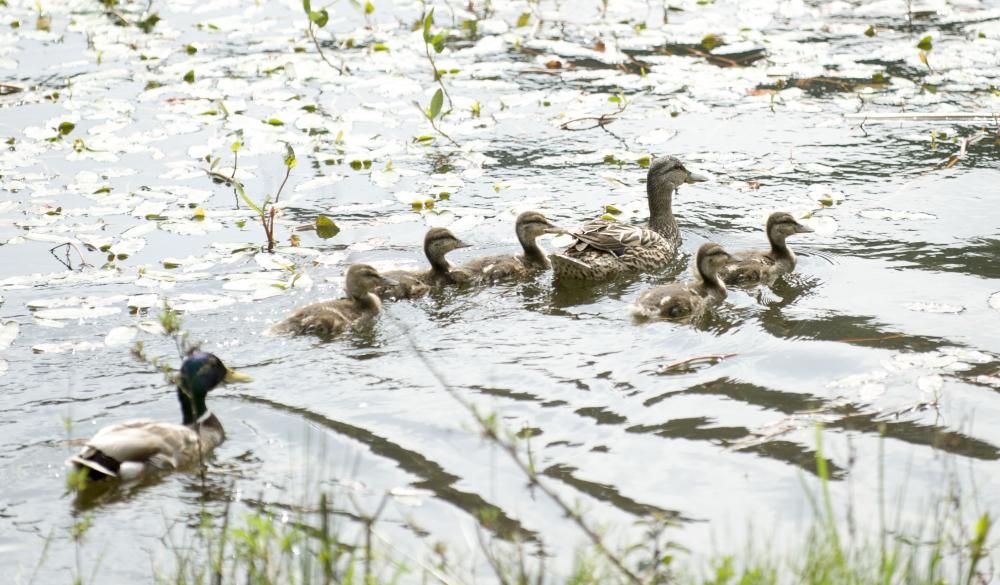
left=685, top=170, right=709, bottom=183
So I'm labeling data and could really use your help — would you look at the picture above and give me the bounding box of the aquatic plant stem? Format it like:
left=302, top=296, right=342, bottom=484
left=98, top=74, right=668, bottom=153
left=308, top=21, right=347, bottom=75
left=388, top=316, right=643, bottom=585
left=423, top=40, right=454, bottom=113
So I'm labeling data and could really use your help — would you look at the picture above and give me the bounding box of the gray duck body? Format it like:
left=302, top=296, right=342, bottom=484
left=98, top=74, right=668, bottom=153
left=66, top=352, right=250, bottom=482
left=551, top=156, right=707, bottom=281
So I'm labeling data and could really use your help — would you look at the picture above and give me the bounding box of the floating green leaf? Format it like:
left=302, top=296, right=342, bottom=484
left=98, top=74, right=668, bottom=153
left=137, top=13, right=160, bottom=33
left=864, top=25, right=875, bottom=37
left=57, top=122, right=75, bottom=136
left=364, top=0, right=374, bottom=14
left=700, top=33, right=724, bottom=51
left=516, top=12, right=530, bottom=27
left=637, top=156, right=651, bottom=168
left=604, top=204, right=622, bottom=215
left=308, top=9, right=329, bottom=28
left=185, top=44, right=197, bottom=54
left=183, top=70, right=195, bottom=83
left=265, top=118, right=285, bottom=126
left=917, top=35, right=933, bottom=51
left=284, top=143, right=297, bottom=169
left=315, top=215, right=340, bottom=239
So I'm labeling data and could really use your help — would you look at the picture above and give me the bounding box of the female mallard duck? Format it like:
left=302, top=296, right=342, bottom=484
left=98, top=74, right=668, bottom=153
left=461, top=211, right=564, bottom=282
left=273, top=263, right=397, bottom=338
left=719, top=211, right=813, bottom=286
left=550, top=156, right=707, bottom=281
left=66, top=351, right=251, bottom=482
left=630, top=243, right=731, bottom=320
left=377, top=227, right=471, bottom=299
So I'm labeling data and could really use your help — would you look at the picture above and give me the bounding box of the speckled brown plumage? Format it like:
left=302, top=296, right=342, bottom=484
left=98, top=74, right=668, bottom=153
left=631, top=243, right=731, bottom=321
left=273, top=264, right=394, bottom=338
left=720, top=212, right=813, bottom=286
left=462, top=211, right=563, bottom=283
left=551, top=156, right=707, bottom=281
left=376, top=227, right=471, bottom=299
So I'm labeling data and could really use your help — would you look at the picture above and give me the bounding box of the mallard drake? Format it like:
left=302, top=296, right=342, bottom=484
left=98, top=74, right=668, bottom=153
left=550, top=156, right=707, bottom=281
left=66, top=351, right=251, bottom=482
left=720, top=212, right=813, bottom=286
left=377, top=227, right=471, bottom=299
left=273, top=263, right=397, bottom=338
left=462, top=211, right=564, bottom=282
left=630, top=242, right=731, bottom=320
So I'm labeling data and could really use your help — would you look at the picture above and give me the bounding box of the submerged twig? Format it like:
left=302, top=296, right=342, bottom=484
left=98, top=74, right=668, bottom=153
left=49, top=242, right=92, bottom=271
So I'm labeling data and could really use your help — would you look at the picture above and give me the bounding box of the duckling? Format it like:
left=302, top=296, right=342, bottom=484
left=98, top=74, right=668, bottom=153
left=462, top=211, right=564, bottom=282
left=720, top=212, right=814, bottom=286
left=66, top=351, right=251, bottom=482
left=551, top=156, right=707, bottom=281
left=630, top=243, right=731, bottom=320
left=273, top=264, right=397, bottom=338
left=377, top=227, right=472, bottom=299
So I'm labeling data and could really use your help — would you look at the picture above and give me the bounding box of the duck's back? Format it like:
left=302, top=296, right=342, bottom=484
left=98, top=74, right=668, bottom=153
left=553, top=220, right=674, bottom=280
left=720, top=250, right=788, bottom=286
left=273, top=298, right=375, bottom=337
left=377, top=269, right=431, bottom=299
left=632, top=283, right=704, bottom=319
left=463, top=254, right=537, bottom=282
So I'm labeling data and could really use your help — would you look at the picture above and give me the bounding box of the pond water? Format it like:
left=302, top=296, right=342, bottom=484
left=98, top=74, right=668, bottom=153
left=1, top=0, right=999, bottom=582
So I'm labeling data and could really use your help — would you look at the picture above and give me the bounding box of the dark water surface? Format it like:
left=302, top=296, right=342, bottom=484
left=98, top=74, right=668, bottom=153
left=1, top=0, right=999, bottom=581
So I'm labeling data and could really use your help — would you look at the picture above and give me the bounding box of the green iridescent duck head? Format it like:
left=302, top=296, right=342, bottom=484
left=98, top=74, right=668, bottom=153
left=177, top=350, right=251, bottom=424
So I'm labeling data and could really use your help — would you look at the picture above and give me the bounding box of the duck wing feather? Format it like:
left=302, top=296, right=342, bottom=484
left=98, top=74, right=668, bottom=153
left=568, top=220, right=659, bottom=256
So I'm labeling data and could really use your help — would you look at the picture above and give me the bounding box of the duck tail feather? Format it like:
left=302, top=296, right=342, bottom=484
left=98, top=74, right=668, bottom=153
left=66, top=453, right=119, bottom=481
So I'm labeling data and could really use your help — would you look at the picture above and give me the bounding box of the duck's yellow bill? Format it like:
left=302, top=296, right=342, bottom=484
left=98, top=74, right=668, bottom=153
left=224, top=369, right=253, bottom=383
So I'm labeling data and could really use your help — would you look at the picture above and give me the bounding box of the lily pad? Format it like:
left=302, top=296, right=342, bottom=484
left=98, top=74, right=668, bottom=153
left=104, top=326, right=137, bottom=347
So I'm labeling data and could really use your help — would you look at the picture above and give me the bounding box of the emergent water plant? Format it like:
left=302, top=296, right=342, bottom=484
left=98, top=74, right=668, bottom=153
left=207, top=140, right=297, bottom=253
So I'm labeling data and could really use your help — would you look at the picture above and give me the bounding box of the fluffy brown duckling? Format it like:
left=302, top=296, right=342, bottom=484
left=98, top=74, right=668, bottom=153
left=461, top=211, right=564, bottom=283
left=630, top=243, right=731, bottom=320
left=377, top=227, right=472, bottom=299
left=272, top=264, right=397, bottom=338
left=720, top=212, right=813, bottom=286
